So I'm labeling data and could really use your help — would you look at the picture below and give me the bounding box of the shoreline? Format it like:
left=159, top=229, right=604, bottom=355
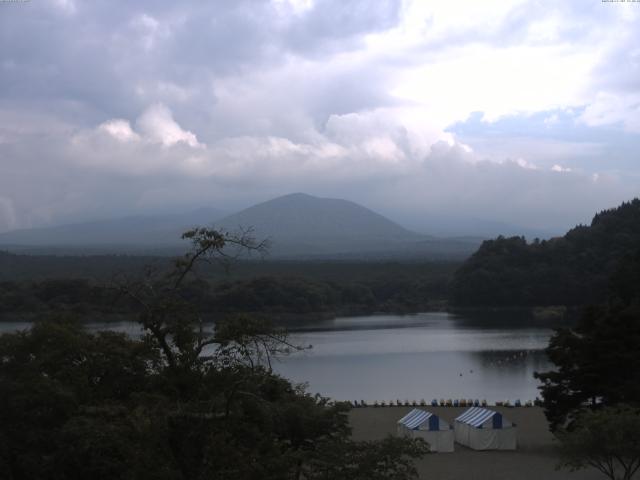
left=0, top=305, right=577, bottom=324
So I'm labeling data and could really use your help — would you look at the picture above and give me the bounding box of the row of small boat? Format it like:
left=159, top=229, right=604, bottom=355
left=350, top=398, right=540, bottom=408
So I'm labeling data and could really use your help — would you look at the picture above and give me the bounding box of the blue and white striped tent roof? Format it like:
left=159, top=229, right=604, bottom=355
left=455, top=407, right=505, bottom=428
left=398, top=409, right=439, bottom=430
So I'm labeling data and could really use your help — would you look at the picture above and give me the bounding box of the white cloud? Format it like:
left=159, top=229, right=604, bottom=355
left=515, top=158, right=538, bottom=170
left=579, top=92, right=640, bottom=133
left=50, top=0, right=76, bottom=15
left=391, top=44, right=597, bottom=124
left=135, top=103, right=202, bottom=148
left=551, top=164, right=572, bottom=173
left=99, top=119, right=140, bottom=142
left=273, top=0, right=315, bottom=16
left=129, top=13, right=172, bottom=51
left=0, top=103, right=634, bottom=234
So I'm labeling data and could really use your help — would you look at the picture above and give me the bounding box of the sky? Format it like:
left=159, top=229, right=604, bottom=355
left=0, top=0, right=639, bottom=235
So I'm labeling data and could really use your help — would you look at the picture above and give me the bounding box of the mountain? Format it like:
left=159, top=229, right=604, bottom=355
left=0, top=194, right=482, bottom=259
left=215, top=193, right=420, bottom=255
left=0, top=208, right=225, bottom=253
left=450, top=198, right=640, bottom=307
left=215, top=193, right=481, bottom=259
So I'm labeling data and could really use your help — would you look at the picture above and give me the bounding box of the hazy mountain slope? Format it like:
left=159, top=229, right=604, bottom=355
left=216, top=193, right=427, bottom=256
left=0, top=194, right=482, bottom=259
left=219, top=193, right=420, bottom=239
left=0, top=208, right=224, bottom=249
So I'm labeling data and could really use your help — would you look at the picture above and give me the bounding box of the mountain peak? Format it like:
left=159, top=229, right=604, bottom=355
left=280, top=192, right=315, bottom=200
left=217, top=193, right=422, bottom=256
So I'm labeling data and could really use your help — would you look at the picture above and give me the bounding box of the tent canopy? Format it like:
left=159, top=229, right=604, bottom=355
left=398, top=408, right=444, bottom=431
left=454, top=407, right=516, bottom=450
left=455, top=407, right=509, bottom=429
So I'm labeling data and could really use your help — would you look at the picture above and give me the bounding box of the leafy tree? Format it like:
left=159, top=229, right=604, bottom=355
left=535, top=250, right=640, bottom=430
left=0, top=317, right=166, bottom=480
left=0, top=227, right=429, bottom=480
left=557, top=405, right=640, bottom=480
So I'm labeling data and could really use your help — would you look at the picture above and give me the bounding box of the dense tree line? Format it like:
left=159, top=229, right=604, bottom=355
left=450, top=199, right=640, bottom=307
left=0, top=272, right=450, bottom=320
left=0, top=249, right=457, bottom=320
left=208, top=274, right=448, bottom=315
left=0, top=251, right=458, bottom=283
left=0, top=251, right=166, bottom=281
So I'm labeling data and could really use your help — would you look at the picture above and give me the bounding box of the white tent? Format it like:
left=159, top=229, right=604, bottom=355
left=454, top=407, right=517, bottom=450
left=397, top=408, right=454, bottom=453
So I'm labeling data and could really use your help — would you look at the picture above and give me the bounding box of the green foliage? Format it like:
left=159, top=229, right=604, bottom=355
left=0, top=318, right=166, bottom=479
left=535, top=250, right=640, bottom=430
left=0, top=228, right=428, bottom=479
left=557, top=405, right=640, bottom=480
left=451, top=199, right=640, bottom=307
left=0, top=318, right=426, bottom=479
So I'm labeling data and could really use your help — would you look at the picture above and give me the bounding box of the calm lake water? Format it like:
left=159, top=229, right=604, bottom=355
left=277, top=312, right=554, bottom=403
left=0, top=312, right=554, bottom=403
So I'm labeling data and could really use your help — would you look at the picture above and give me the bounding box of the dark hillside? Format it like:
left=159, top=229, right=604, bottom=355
left=450, top=199, right=640, bottom=307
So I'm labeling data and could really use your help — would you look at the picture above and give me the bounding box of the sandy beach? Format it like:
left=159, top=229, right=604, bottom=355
left=349, top=406, right=607, bottom=480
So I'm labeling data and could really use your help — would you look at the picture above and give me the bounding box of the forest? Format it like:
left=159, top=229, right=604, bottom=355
left=3, top=199, right=640, bottom=321
left=0, top=258, right=456, bottom=322
left=450, top=199, right=640, bottom=307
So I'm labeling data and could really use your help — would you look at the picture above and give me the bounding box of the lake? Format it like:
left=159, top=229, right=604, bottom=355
left=277, top=312, right=554, bottom=403
left=0, top=311, right=554, bottom=403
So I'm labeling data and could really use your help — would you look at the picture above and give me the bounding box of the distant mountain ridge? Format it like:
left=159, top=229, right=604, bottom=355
left=215, top=193, right=483, bottom=258
left=0, top=193, right=482, bottom=259
left=0, top=208, right=225, bottom=250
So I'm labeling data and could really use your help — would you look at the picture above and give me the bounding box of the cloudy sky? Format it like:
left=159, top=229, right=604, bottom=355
left=1, top=0, right=639, bottom=235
